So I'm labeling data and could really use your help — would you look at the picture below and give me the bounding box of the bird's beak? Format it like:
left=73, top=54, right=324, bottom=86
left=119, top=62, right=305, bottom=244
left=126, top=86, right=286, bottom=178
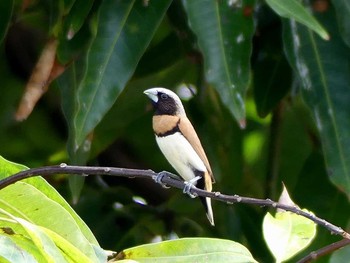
left=143, top=89, right=158, bottom=103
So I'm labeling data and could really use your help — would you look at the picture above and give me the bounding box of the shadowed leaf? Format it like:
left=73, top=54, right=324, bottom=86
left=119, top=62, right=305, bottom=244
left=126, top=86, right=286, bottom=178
left=182, top=0, right=255, bottom=128
left=283, top=6, right=350, bottom=196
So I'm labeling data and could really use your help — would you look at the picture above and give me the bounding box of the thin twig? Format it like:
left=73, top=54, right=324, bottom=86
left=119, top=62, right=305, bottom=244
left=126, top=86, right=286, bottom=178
left=0, top=164, right=349, bottom=241
left=297, top=238, right=350, bottom=263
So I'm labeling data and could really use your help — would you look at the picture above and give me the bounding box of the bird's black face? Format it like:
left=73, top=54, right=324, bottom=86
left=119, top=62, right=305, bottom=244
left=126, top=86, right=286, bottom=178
left=154, top=92, right=178, bottom=116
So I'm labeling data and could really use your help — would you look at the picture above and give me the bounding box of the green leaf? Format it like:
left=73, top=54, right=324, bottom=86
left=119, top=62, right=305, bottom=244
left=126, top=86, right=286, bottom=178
left=0, top=0, right=13, bottom=45
left=263, top=210, right=316, bottom=262
left=40, top=227, right=94, bottom=263
left=266, top=0, right=329, bottom=40
left=283, top=6, right=350, bottom=196
left=73, top=0, right=172, bottom=148
left=0, top=227, right=46, bottom=263
left=182, top=0, right=255, bottom=128
left=263, top=186, right=316, bottom=262
left=0, top=209, right=67, bottom=263
left=0, top=182, right=98, bottom=258
left=0, top=156, right=27, bottom=178
left=332, top=0, right=350, bottom=47
left=0, top=156, right=105, bottom=262
left=0, top=235, right=37, bottom=263
left=62, top=0, right=94, bottom=40
left=253, top=24, right=292, bottom=117
left=57, top=61, right=90, bottom=202
left=330, top=236, right=350, bottom=263
left=0, top=156, right=98, bottom=245
left=118, top=238, right=258, bottom=262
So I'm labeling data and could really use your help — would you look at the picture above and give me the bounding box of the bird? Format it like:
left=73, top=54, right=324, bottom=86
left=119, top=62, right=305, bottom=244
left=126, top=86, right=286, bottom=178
left=144, top=87, right=215, bottom=226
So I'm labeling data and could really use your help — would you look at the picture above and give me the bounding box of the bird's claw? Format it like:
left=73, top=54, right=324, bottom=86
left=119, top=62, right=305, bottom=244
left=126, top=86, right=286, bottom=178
left=153, top=171, right=170, bottom=189
left=183, top=176, right=201, bottom=198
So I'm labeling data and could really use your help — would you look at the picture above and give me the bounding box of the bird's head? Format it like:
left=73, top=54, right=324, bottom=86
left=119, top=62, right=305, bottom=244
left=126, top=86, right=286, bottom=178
left=144, top=87, right=186, bottom=116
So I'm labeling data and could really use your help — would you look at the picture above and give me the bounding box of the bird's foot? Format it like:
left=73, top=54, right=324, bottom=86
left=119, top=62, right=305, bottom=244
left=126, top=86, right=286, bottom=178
left=153, top=171, right=172, bottom=188
left=183, top=176, right=201, bottom=198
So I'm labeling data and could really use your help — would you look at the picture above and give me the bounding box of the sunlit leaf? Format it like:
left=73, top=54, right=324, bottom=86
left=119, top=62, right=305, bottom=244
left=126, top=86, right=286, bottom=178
left=263, top=186, right=316, bottom=262
left=117, top=238, right=257, bottom=262
left=0, top=235, right=37, bottom=263
left=0, top=209, right=67, bottom=263
left=0, top=156, right=105, bottom=262
left=263, top=210, right=316, bottom=262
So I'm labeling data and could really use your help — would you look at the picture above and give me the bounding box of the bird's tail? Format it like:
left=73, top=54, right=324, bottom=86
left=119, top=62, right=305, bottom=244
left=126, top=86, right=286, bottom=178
left=200, top=196, right=215, bottom=226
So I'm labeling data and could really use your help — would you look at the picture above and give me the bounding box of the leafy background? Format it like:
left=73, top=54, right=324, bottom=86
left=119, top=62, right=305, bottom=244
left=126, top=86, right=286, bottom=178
left=1, top=0, right=350, bottom=262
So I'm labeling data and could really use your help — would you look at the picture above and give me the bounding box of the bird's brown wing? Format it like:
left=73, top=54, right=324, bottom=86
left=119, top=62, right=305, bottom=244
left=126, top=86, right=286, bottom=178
left=178, top=117, right=215, bottom=183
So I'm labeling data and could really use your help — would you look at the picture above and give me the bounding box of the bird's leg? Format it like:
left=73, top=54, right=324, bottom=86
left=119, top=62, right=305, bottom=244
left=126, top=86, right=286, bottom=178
left=153, top=171, right=180, bottom=188
left=183, top=176, right=201, bottom=198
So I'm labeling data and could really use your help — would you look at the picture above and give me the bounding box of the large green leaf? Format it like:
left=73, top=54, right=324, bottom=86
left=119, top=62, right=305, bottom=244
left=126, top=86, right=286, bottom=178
left=0, top=156, right=98, bottom=245
left=266, top=0, right=329, bottom=40
left=117, top=238, right=258, bottom=262
left=0, top=156, right=105, bottom=262
left=0, top=0, right=13, bottom=45
left=72, top=0, right=172, bottom=148
left=332, top=0, right=350, bottom=47
left=283, top=7, right=350, bottom=195
left=182, top=0, right=255, bottom=128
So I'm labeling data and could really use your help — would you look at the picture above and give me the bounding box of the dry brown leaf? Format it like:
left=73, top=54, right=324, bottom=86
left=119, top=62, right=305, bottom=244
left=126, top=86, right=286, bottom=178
left=15, top=38, right=61, bottom=121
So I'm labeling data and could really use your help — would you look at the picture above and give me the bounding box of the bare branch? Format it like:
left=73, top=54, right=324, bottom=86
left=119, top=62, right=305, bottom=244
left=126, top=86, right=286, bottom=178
left=297, top=238, right=350, bottom=263
left=1, top=164, right=349, bottom=243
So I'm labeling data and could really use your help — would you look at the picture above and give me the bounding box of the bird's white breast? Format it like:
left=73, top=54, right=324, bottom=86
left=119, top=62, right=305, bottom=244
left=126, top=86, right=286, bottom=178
left=156, top=132, right=207, bottom=182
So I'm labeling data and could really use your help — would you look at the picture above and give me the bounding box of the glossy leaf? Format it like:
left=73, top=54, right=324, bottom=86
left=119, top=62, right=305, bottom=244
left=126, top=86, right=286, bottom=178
left=266, top=0, right=329, bottom=40
left=73, top=0, right=172, bottom=148
left=332, top=0, right=350, bottom=47
left=118, top=238, right=257, bottom=262
left=283, top=6, right=350, bottom=196
left=182, top=0, right=255, bottom=128
left=0, top=0, right=13, bottom=45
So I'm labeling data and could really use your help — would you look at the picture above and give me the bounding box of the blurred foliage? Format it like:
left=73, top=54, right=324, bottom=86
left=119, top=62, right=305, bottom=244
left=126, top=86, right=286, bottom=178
left=1, top=0, right=350, bottom=262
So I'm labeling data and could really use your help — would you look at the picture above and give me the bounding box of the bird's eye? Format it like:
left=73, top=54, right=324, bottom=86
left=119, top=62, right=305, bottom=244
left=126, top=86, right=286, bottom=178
left=160, top=93, right=168, bottom=100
